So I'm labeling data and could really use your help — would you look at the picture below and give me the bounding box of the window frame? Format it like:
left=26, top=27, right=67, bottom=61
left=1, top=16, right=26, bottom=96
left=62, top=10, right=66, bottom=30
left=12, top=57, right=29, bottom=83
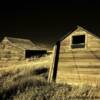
left=71, top=35, right=86, bottom=49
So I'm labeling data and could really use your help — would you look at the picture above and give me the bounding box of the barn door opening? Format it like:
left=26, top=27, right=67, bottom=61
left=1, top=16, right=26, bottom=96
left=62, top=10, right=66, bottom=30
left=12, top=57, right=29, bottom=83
left=71, top=35, right=85, bottom=48
left=25, top=50, right=47, bottom=58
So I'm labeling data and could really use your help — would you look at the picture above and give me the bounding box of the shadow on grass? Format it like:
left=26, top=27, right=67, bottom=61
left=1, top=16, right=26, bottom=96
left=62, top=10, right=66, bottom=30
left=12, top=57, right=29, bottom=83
left=32, top=67, right=49, bottom=79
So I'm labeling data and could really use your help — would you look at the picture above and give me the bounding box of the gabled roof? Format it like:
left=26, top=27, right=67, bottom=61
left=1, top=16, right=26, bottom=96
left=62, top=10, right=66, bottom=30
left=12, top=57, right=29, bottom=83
left=58, top=25, right=100, bottom=42
left=2, top=37, right=44, bottom=50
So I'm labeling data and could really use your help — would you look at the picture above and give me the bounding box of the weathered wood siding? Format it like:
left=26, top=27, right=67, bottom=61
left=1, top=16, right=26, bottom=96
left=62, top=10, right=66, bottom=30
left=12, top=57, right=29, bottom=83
left=0, top=39, right=25, bottom=60
left=56, top=27, right=100, bottom=85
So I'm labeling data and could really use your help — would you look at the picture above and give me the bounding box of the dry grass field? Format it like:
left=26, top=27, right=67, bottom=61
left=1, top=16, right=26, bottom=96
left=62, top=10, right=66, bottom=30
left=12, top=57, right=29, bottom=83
left=0, top=55, right=100, bottom=100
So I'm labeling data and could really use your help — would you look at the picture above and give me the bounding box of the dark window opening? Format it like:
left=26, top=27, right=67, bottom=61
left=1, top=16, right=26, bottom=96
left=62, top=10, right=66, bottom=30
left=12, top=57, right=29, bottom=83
left=71, top=35, right=85, bottom=48
left=25, top=50, right=47, bottom=58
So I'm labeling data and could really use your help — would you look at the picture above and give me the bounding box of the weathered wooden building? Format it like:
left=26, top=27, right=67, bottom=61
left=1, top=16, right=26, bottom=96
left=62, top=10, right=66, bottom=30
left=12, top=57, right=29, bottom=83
left=0, top=37, right=47, bottom=60
left=48, top=26, right=100, bottom=85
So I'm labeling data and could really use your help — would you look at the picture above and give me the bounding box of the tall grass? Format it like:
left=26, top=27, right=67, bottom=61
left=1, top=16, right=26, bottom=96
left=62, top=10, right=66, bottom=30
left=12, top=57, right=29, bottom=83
left=0, top=55, right=100, bottom=100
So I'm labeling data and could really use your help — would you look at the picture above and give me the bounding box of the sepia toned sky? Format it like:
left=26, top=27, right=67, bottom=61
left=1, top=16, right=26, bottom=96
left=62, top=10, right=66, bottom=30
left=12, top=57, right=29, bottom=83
left=0, top=0, right=100, bottom=47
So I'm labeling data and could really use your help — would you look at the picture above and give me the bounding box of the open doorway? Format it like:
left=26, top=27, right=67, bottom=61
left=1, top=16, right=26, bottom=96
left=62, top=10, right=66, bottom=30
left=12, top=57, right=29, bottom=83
left=25, top=50, right=47, bottom=58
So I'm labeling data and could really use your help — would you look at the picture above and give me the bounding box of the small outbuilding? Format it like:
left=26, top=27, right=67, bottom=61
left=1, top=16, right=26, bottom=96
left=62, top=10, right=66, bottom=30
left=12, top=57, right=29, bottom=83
left=0, top=37, right=47, bottom=60
left=48, top=26, right=100, bottom=85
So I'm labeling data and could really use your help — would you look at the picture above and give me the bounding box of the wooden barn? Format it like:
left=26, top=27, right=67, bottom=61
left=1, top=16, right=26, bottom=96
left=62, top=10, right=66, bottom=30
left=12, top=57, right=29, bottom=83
left=48, top=26, right=100, bottom=85
left=0, top=37, right=47, bottom=60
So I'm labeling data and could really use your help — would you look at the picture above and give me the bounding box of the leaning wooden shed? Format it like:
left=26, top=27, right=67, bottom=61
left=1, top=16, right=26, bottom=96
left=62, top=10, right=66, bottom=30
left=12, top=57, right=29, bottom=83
left=0, top=37, right=47, bottom=60
left=48, top=26, right=100, bottom=85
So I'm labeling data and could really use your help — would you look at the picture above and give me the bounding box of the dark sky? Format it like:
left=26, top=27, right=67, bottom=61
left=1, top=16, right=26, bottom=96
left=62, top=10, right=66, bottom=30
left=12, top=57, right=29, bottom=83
left=0, top=1, right=100, bottom=47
